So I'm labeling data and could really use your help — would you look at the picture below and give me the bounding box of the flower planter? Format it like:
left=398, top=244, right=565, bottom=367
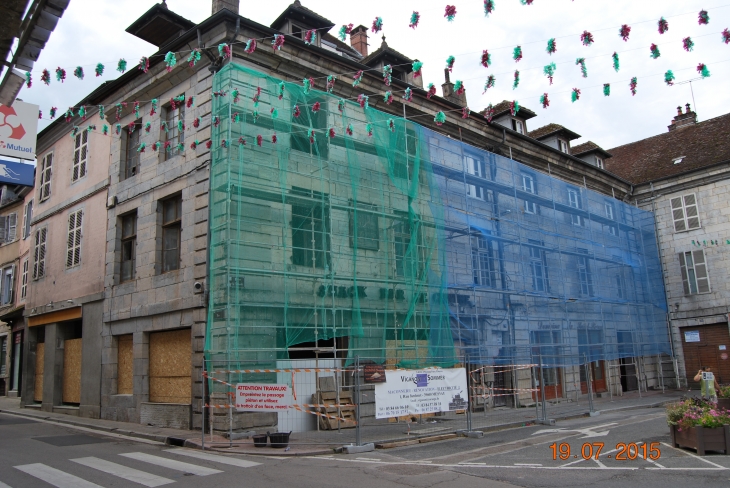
left=670, top=424, right=730, bottom=455
left=718, top=398, right=730, bottom=411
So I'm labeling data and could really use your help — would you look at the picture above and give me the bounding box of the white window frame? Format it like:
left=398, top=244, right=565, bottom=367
left=670, top=193, right=701, bottom=232
left=605, top=202, right=617, bottom=236
left=22, top=199, right=32, bottom=240
left=39, top=152, right=53, bottom=202
left=511, top=119, right=524, bottom=134
left=522, top=174, right=536, bottom=214
left=0, top=265, right=14, bottom=305
left=568, top=189, right=583, bottom=226
left=595, top=156, right=604, bottom=169
left=465, top=155, right=486, bottom=201
left=20, top=257, right=28, bottom=301
left=66, top=209, right=83, bottom=268
left=558, top=140, right=569, bottom=153
left=679, top=249, right=710, bottom=295
left=72, top=130, right=89, bottom=182
left=33, top=227, right=47, bottom=280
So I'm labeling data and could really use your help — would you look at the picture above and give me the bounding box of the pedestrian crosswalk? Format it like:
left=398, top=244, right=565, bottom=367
left=10, top=449, right=261, bottom=487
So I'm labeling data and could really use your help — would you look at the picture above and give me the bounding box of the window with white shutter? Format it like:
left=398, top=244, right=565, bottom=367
left=72, top=131, right=88, bottom=182
left=670, top=193, right=701, bottom=232
left=20, top=258, right=28, bottom=301
left=33, top=228, right=47, bottom=280
left=23, top=199, right=33, bottom=239
left=6, top=213, right=17, bottom=242
left=1, top=266, right=14, bottom=305
left=39, top=153, right=53, bottom=201
left=679, top=249, right=711, bottom=295
left=66, top=209, right=83, bottom=268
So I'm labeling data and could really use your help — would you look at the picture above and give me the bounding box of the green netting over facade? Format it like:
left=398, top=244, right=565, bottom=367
left=206, top=62, right=671, bottom=378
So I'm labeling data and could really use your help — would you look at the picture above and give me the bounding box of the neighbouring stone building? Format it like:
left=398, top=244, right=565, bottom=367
left=606, top=104, right=730, bottom=388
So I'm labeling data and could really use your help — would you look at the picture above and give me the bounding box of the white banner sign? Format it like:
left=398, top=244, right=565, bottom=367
left=236, top=383, right=292, bottom=412
left=374, top=368, right=468, bottom=419
left=0, top=100, right=38, bottom=160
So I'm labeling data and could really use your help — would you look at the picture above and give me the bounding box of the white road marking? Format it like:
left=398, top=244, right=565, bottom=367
left=119, top=452, right=222, bottom=476
left=514, top=463, right=542, bottom=466
left=14, top=463, right=104, bottom=488
left=0, top=481, right=13, bottom=488
left=71, top=457, right=174, bottom=487
left=661, top=442, right=727, bottom=469
left=164, top=449, right=260, bottom=468
left=533, top=423, right=618, bottom=439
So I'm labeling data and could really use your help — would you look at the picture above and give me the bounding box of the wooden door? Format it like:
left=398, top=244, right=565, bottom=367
left=62, top=338, right=82, bottom=404
left=580, top=361, right=607, bottom=393
left=680, top=324, right=730, bottom=387
left=34, top=342, right=44, bottom=402
left=533, top=367, right=562, bottom=401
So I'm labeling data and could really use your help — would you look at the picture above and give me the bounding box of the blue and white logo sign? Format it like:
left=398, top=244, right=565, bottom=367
left=0, top=159, right=35, bottom=187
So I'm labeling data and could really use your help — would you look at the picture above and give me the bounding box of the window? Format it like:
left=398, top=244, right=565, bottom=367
left=558, top=140, right=569, bottom=153
left=120, top=213, right=137, bottom=281
left=161, top=196, right=182, bottom=272
left=578, top=329, right=604, bottom=369
left=290, top=96, right=328, bottom=159
left=393, top=212, right=423, bottom=279
left=72, top=130, right=88, bottom=182
left=22, top=199, right=32, bottom=239
left=466, top=155, right=488, bottom=200
left=391, top=127, right=416, bottom=180
left=595, top=157, right=604, bottom=169
left=349, top=203, right=378, bottom=251
left=39, top=153, right=53, bottom=201
left=567, top=189, right=583, bottom=226
left=522, top=174, right=537, bottom=214
left=679, top=250, right=710, bottom=295
left=472, top=235, right=496, bottom=287
left=291, top=188, right=329, bottom=269
left=1, top=266, right=14, bottom=305
left=615, top=274, right=624, bottom=300
left=20, top=258, right=28, bottom=301
left=66, top=209, right=83, bottom=268
left=528, top=240, right=548, bottom=292
left=0, top=213, right=17, bottom=243
left=604, top=202, right=617, bottom=236
left=577, top=250, right=593, bottom=297
left=670, top=193, right=701, bottom=232
left=32, top=228, right=47, bottom=279
left=511, top=119, right=524, bottom=134
left=164, top=100, right=185, bottom=161
left=531, top=330, right=561, bottom=380
left=121, top=119, right=142, bottom=179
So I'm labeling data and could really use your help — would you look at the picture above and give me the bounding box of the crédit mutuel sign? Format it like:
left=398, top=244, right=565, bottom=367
left=0, top=100, right=39, bottom=160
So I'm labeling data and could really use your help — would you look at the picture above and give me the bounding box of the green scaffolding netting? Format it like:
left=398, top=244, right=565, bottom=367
left=205, top=62, right=671, bottom=383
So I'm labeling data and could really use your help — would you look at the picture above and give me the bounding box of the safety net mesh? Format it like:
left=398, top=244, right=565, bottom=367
left=206, top=62, right=671, bottom=380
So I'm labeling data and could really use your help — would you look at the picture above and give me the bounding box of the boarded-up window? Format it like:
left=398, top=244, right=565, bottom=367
left=679, top=250, right=710, bottom=295
left=670, top=194, right=701, bottom=232
left=149, top=329, right=191, bottom=404
left=34, top=342, right=44, bottom=402
left=62, top=338, right=82, bottom=404
left=117, top=335, right=133, bottom=395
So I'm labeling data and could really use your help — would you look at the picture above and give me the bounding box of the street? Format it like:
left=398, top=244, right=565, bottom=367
left=2, top=408, right=730, bottom=487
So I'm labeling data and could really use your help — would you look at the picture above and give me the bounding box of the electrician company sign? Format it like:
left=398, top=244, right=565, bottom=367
left=0, top=101, right=39, bottom=160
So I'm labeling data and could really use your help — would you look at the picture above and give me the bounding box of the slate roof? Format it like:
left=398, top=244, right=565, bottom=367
left=321, top=33, right=362, bottom=58
left=270, top=1, right=334, bottom=30
left=482, top=100, right=537, bottom=120
left=361, top=39, right=413, bottom=66
left=605, top=112, right=730, bottom=184
left=572, top=141, right=612, bottom=158
left=528, top=123, right=581, bottom=141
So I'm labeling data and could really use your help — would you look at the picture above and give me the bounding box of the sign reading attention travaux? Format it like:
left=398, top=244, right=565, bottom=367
left=0, top=100, right=39, bottom=160
left=235, top=383, right=292, bottom=412
left=374, top=368, right=468, bottom=419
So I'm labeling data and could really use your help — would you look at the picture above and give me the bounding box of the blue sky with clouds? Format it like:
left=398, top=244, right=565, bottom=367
left=16, top=0, right=730, bottom=151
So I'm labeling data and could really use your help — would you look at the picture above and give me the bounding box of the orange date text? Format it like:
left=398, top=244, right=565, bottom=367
left=549, top=442, right=661, bottom=460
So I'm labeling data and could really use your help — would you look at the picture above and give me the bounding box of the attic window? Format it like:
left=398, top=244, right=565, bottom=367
left=291, top=24, right=304, bottom=39
left=672, top=156, right=685, bottom=165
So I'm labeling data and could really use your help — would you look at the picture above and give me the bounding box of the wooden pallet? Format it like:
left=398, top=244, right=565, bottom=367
left=313, top=390, right=357, bottom=430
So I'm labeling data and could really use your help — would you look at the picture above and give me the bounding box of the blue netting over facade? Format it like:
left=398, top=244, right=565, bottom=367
left=206, top=63, right=672, bottom=374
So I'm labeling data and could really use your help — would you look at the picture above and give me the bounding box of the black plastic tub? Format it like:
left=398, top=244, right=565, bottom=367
left=252, top=434, right=268, bottom=448
left=267, top=431, right=292, bottom=448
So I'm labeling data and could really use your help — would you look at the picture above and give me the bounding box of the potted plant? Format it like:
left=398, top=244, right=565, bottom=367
left=719, top=386, right=730, bottom=411
left=666, top=398, right=730, bottom=455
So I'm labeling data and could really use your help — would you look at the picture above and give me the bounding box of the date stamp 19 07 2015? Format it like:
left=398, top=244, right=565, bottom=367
left=549, top=442, right=661, bottom=461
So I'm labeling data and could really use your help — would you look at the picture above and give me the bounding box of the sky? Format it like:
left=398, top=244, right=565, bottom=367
left=12, top=0, right=730, bottom=153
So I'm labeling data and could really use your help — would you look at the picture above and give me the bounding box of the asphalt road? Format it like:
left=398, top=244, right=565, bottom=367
left=1, top=409, right=729, bottom=488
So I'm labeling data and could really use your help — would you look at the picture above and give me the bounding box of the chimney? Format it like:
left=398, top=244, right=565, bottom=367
left=350, top=25, right=369, bottom=57
left=441, top=68, right=467, bottom=106
left=668, top=102, right=698, bottom=131
left=212, top=0, right=239, bottom=15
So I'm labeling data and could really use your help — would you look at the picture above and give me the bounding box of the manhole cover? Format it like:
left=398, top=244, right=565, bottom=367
left=33, top=434, right=110, bottom=447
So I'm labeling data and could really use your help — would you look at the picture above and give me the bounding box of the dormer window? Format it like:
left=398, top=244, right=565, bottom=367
left=511, top=119, right=524, bottom=134
left=558, top=140, right=569, bottom=153
left=291, top=24, right=304, bottom=39
left=672, top=156, right=685, bottom=165
left=595, top=157, right=604, bottom=169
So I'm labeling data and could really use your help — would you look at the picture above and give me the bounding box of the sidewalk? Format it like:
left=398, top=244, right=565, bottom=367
left=0, top=389, right=684, bottom=456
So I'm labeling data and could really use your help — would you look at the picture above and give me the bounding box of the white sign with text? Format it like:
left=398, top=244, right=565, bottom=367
left=0, top=100, right=38, bottom=160
left=236, top=383, right=292, bottom=412
left=374, top=368, right=468, bottom=419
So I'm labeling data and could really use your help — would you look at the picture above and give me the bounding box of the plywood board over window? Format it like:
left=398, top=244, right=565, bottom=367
left=149, top=329, right=191, bottom=404
left=117, top=335, right=133, bottom=395
left=34, top=342, right=44, bottom=402
left=62, top=338, right=82, bottom=404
